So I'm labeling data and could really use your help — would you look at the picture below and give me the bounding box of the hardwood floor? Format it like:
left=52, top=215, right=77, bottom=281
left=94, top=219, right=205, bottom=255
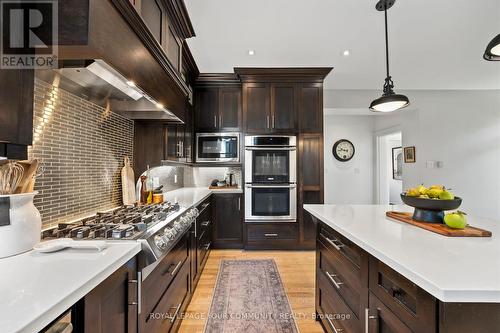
left=178, top=250, right=324, bottom=333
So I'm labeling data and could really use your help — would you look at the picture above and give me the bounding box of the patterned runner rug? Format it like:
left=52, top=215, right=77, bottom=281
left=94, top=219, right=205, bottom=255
left=204, top=259, right=299, bottom=333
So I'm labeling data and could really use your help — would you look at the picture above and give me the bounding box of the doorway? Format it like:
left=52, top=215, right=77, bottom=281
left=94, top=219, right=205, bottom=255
left=376, top=130, right=402, bottom=205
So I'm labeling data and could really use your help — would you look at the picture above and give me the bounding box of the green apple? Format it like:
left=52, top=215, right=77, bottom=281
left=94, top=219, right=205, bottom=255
left=428, top=188, right=443, bottom=198
left=444, top=211, right=467, bottom=229
left=439, top=189, right=455, bottom=200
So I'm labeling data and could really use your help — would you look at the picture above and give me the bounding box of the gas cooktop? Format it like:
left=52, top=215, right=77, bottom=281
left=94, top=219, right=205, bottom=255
left=41, top=202, right=181, bottom=240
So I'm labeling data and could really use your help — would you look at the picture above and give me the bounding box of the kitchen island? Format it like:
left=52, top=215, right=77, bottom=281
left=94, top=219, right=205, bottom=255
left=304, top=204, right=500, bottom=333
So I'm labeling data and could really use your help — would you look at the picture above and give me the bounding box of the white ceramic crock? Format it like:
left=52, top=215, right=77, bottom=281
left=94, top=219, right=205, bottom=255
left=0, top=192, right=41, bottom=258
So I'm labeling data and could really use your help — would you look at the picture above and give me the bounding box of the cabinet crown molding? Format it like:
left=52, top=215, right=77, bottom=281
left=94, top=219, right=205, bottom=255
left=195, top=73, right=241, bottom=87
left=234, top=67, right=333, bottom=83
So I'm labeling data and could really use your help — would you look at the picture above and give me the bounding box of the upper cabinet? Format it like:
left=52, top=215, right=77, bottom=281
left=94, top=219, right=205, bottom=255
left=298, top=83, right=323, bottom=133
left=243, top=82, right=297, bottom=133
left=243, top=83, right=270, bottom=133
left=194, top=74, right=242, bottom=133
left=236, top=68, right=332, bottom=134
left=0, top=69, right=34, bottom=159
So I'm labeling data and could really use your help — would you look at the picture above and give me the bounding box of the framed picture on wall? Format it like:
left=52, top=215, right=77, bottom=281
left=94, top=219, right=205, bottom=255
left=404, top=146, right=416, bottom=163
left=392, top=147, right=403, bottom=180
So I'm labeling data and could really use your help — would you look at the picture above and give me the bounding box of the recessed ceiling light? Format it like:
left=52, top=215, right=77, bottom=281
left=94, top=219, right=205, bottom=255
left=126, top=80, right=136, bottom=87
left=342, top=50, right=350, bottom=57
left=248, top=50, right=255, bottom=56
left=156, top=103, right=164, bottom=109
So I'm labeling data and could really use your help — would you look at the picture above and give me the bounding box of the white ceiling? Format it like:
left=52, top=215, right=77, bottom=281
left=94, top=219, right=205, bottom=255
left=185, top=0, right=500, bottom=90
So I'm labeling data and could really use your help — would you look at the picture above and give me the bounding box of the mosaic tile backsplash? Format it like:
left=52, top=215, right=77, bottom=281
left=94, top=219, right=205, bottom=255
left=29, top=79, right=134, bottom=227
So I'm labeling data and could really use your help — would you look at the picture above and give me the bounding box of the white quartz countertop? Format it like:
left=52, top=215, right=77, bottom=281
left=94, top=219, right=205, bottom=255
left=0, top=242, right=141, bottom=333
left=163, top=186, right=242, bottom=208
left=304, top=204, right=500, bottom=303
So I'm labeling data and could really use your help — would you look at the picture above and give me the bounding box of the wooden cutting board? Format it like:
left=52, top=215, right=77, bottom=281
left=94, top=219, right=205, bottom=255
left=121, top=156, right=136, bottom=205
left=209, top=185, right=239, bottom=190
left=386, top=211, right=492, bottom=237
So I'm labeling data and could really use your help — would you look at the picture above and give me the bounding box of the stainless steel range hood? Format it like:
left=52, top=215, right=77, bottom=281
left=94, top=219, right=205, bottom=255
left=36, top=60, right=182, bottom=122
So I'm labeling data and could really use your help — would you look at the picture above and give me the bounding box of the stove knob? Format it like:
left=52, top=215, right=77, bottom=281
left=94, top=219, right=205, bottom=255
left=193, top=208, right=199, bottom=216
left=154, top=234, right=166, bottom=250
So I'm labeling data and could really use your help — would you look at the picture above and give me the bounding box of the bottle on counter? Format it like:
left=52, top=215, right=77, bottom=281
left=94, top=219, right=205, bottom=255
left=146, top=165, right=153, bottom=204
left=140, top=175, right=147, bottom=204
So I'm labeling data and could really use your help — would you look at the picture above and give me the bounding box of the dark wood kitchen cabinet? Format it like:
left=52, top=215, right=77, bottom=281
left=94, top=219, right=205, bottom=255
left=191, top=196, right=212, bottom=290
left=314, top=219, right=500, bottom=333
left=133, top=121, right=165, bottom=177
left=298, top=83, right=323, bottom=133
left=243, top=83, right=271, bottom=133
left=271, top=83, right=297, bottom=132
left=243, top=83, right=297, bottom=133
left=194, top=86, right=241, bottom=132
left=299, top=133, right=324, bottom=248
left=212, top=193, right=243, bottom=248
left=0, top=69, right=34, bottom=159
left=72, top=257, right=138, bottom=333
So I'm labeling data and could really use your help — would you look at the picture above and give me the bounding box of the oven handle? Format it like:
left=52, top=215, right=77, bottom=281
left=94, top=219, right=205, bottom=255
left=245, top=184, right=296, bottom=189
left=245, top=147, right=296, bottom=151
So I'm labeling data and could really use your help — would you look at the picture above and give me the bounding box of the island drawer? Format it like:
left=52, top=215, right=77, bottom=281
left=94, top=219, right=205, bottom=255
left=317, top=267, right=361, bottom=333
left=141, top=233, right=189, bottom=318
left=142, top=258, right=190, bottom=333
left=367, top=291, right=412, bottom=333
left=369, top=257, right=437, bottom=333
left=319, top=223, right=364, bottom=269
left=318, top=239, right=368, bottom=320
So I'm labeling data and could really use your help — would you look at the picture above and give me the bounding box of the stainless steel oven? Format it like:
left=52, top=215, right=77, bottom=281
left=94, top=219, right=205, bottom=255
left=196, top=133, right=240, bottom=162
left=244, top=135, right=297, bottom=222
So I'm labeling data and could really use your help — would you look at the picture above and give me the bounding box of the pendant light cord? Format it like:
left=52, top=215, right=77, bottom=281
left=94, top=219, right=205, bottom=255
left=384, top=7, right=390, bottom=79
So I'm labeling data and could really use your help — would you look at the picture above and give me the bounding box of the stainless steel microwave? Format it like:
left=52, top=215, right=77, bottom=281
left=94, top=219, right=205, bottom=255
left=196, top=133, right=240, bottom=162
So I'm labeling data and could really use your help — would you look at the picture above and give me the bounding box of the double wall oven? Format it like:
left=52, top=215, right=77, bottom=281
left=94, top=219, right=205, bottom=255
left=245, top=136, right=297, bottom=222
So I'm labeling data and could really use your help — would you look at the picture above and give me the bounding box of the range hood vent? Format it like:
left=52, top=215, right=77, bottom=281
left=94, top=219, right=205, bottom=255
left=36, top=59, right=182, bottom=122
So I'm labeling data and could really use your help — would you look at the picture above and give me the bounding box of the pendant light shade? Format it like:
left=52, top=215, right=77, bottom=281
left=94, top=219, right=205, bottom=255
left=370, top=93, right=409, bottom=112
left=484, top=34, right=500, bottom=61
left=370, top=0, right=410, bottom=112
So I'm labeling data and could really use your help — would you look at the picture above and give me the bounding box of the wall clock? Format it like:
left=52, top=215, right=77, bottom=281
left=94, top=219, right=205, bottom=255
left=332, top=139, right=355, bottom=162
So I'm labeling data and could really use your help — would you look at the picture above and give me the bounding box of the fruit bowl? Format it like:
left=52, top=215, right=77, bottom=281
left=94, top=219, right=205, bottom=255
left=400, top=194, right=462, bottom=223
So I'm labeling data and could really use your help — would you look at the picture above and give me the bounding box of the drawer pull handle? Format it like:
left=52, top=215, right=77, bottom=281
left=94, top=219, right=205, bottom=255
left=201, top=221, right=210, bottom=227
left=326, top=315, right=343, bottom=333
left=364, top=308, right=379, bottom=333
left=204, top=242, right=211, bottom=250
left=265, top=233, right=278, bottom=237
left=326, top=271, right=344, bottom=289
left=169, top=303, right=182, bottom=323
left=164, top=260, right=182, bottom=277
left=323, top=234, right=345, bottom=251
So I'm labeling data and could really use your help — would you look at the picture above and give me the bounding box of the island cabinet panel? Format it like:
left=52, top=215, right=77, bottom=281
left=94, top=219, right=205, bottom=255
left=73, top=257, right=138, bottom=333
left=192, top=196, right=212, bottom=289
left=316, top=223, right=368, bottom=333
left=438, top=302, right=500, bottom=333
left=212, top=193, right=243, bottom=248
left=368, top=257, right=437, bottom=333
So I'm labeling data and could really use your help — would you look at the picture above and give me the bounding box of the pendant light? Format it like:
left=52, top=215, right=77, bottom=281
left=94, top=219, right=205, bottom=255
left=370, top=0, right=409, bottom=112
left=484, top=34, right=500, bottom=61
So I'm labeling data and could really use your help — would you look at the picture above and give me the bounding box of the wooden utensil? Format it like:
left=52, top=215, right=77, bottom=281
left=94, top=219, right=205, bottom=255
left=386, top=211, right=492, bottom=237
left=15, top=159, right=38, bottom=194
left=121, top=156, right=136, bottom=205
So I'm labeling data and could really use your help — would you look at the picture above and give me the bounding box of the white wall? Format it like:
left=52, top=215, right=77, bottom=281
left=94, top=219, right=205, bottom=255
left=377, top=133, right=402, bottom=205
left=324, top=115, right=374, bottom=204
left=325, top=89, right=500, bottom=219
